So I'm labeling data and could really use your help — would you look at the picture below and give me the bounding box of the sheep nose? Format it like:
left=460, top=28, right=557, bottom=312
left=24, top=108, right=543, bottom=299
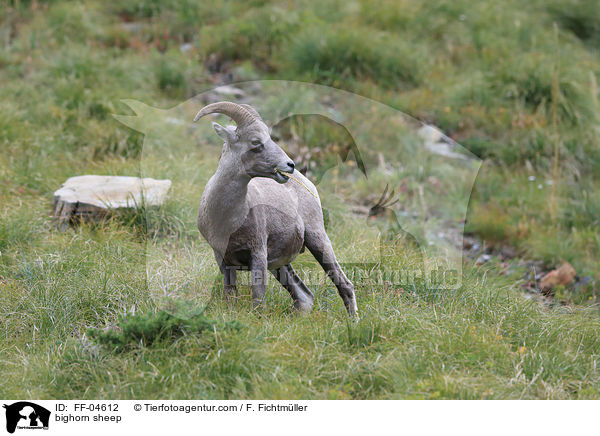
left=287, top=161, right=295, bottom=172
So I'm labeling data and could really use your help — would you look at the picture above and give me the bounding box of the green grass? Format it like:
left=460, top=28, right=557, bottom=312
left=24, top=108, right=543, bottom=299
left=2, top=251, right=600, bottom=399
left=1, top=0, right=600, bottom=399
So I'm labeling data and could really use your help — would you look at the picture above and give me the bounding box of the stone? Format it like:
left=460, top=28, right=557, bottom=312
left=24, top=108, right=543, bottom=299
left=540, top=262, right=576, bottom=295
left=52, top=175, right=172, bottom=229
left=200, top=85, right=247, bottom=104
left=475, top=253, right=492, bottom=265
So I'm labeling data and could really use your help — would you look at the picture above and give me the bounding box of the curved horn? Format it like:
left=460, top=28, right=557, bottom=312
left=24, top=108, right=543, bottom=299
left=193, top=101, right=257, bottom=128
left=240, top=104, right=263, bottom=122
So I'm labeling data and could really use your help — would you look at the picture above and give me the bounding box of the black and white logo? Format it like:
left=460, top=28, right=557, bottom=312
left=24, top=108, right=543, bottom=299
left=3, top=402, right=50, bottom=434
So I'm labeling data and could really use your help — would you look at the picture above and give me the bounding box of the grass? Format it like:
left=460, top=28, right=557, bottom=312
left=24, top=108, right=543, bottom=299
left=1, top=0, right=600, bottom=399
left=3, top=255, right=600, bottom=398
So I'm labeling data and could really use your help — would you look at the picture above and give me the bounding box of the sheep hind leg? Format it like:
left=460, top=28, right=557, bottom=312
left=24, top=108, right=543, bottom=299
left=305, top=231, right=358, bottom=317
left=271, top=264, right=314, bottom=312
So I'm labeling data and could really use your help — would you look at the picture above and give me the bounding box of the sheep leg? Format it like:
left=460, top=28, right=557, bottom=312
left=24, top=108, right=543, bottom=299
left=271, top=264, right=314, bottom=311
left=250, top=253, right=268, bottom=309
left=216, top=255, right=237, bottom=298
left=305, top=231, right=358, bottom=317
left=222, top=265, right=238, bottom=298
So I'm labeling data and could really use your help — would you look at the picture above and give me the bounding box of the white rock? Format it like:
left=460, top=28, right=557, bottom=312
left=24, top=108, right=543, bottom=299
left=213, top=85, right=246, bottom=98
left=52, top=175, right=171, bottom=228
left=418, top=124, right=470, bottom=160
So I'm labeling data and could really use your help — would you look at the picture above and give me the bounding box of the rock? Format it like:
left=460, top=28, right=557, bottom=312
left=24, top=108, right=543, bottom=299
left=540, top=262, right=576, bottom=295
left=475, top=254, right=492, bottom=265
left=417, top=124, right=471, bottom=161
left=574, top=275, right=593, bottom=292
left=212, top=85, right=246, bottom=98
left=576, top=276, right=593, bottom=287
left=500, top=245, right=517, bottom=259
left=200, top=85, right=247, bottom=104
left=179, top=43, right=193, bottom=53
left=52, top=175, right=172, bottom=229
left=463, top=238, right=474, bottom=250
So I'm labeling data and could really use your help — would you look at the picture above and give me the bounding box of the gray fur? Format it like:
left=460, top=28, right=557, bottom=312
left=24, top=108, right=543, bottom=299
left=195, top=102, right=358, bottom=316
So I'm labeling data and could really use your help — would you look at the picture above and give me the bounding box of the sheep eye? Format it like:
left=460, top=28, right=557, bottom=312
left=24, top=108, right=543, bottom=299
left=251, top=139, right=262, bottom=146
left=250, top=144, right=264, bottom=153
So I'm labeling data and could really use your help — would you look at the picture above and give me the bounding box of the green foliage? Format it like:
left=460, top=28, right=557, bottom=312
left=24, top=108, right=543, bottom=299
left=286, top=24, right=423, bottom=89
left=548, top=0, right=600, bottom=45
left=155, top=57, right=186, bottom=96
left=4, top=275, right=600, bottom=399
left=494, top=52, right=597, bottom=126
left=87, top=307, right=244, bottom=351
left=116, top=0, right=174, bottom=19
left=198, top=5, right=302, bottom=70
left=466, top=202, right=515, bottom=247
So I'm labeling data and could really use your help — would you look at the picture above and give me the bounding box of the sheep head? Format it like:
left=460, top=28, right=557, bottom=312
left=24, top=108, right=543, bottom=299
left=194, top=101, right=295, bottom=183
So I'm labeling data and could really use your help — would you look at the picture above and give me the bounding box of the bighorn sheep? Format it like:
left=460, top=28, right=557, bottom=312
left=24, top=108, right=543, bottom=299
left=194, top=102, right=358, bottom=316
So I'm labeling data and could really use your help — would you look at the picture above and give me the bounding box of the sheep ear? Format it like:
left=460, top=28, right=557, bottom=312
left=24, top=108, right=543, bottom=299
left=212, top=122, right=237, bottom=143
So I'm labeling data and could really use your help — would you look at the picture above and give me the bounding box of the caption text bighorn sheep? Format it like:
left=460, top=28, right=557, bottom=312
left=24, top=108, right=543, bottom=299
left=194, top=102, right=358, bottom=316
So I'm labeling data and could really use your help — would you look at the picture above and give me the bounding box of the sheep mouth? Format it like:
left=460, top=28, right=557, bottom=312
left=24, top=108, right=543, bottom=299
left=272, top=169, right=318, bottom=197
left=273, top=169, right=291, bottom=183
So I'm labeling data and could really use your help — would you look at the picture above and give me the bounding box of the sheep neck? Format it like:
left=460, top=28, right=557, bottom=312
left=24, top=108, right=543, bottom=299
left=206, top=150, right=251, bottom=227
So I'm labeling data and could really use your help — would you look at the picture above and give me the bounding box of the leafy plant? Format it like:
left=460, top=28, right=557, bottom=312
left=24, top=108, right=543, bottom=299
left=87, top=306, right=244, bottom=351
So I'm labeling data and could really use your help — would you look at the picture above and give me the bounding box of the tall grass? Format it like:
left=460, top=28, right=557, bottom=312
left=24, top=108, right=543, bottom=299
left=3, top=265, right=600, bottom=399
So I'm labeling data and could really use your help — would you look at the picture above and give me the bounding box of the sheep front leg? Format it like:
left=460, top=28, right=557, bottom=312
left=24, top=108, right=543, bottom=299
left=223, top=265, right=238, bottom=299
left=216, top=252, right=238, bottom=299
left=271, top=264, right=314, bottom=312
left=305, top=231, right=358, bottom=317
left=250, top=252, right=268, bottom=309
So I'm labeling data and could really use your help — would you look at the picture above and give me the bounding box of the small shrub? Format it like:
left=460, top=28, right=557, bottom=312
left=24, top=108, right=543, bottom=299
left=358, top=0, right=420, bottom=31
left=466, top=203, right=515, bottom=247
left=198, top=6, right=302, bottom=70
left=286, top=25, right=424, bottom=89
left=115, top=0, right=173, bottom=19
left=155, top=58, right=186, bottom=96
left=45, top=2, right=101, bottom=43
left=90, top=130, right=143, bottom=159
left=88, top=307, right=244, bottom=351
left=87, top=102, right=110, bottom=120
left=548, top=0, right=600, bottom=45
left=494, top=53, right=596, bottom=126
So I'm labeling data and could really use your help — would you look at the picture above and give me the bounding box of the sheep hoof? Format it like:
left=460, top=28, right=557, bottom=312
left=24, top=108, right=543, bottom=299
left=347, top=307, right=360, bottom=321
left=294, top=300, right=313, bottom=312
left=224, top=285, right=238, bottom=298
left=251, top=299, right=267, bottom=312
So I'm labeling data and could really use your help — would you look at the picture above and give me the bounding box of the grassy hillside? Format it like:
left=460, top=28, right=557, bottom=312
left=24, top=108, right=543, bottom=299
left=1, top=0, right=600, bottom=399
